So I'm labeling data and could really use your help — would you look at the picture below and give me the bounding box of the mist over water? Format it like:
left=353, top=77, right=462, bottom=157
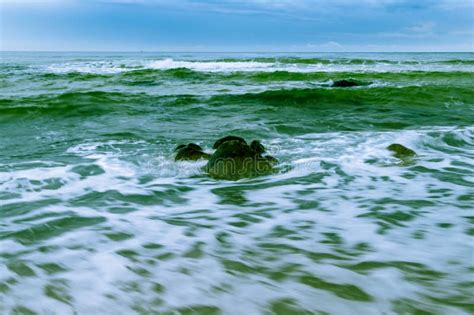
left=0, top=52, right=473, bottom=314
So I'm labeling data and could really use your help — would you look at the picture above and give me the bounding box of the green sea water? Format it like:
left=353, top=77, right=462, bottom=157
left=0, top=52, right=473, bottom=314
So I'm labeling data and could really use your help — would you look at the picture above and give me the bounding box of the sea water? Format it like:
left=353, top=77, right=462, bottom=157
left=0, top=52, right=473, bottom=314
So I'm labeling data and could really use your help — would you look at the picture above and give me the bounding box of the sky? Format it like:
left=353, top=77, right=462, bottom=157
left=1, top=0, right=473, bottom=52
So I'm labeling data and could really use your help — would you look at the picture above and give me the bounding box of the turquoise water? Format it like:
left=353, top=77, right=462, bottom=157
left=0, top=52, right=473, bottom=314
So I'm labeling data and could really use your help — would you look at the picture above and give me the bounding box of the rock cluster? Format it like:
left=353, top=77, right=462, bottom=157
left=175, top=136, right=277, bottom=179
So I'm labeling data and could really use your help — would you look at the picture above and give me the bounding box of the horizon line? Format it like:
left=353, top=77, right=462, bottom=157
left=1, top=50, right=473, bottom=53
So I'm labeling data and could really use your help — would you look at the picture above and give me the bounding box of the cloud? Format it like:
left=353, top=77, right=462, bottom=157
left=378, top=22, right=437, bottom=39
left=450, top=30, right=474, bottom=36
left=14, top=0, right=470, bottom=12
left=0, top=0, right=71, bottom=3
left=303, top=41, right=473, bottom=52
left=306, top=41, right=344, bottom=50
left=436, top=0, right=474, bottom=10
left=407, top=22, right=435, bottom=33
left=2, top=0, right=472, bottom=51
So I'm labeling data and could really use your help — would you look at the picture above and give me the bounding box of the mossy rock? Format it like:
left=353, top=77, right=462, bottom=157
left=205, top=138, right=277, bottom=180
left=387, top=143, right=417, bottom=158
left=175, top=143, right=210, bottom=161
left=212, top=135, right=246, bottom=149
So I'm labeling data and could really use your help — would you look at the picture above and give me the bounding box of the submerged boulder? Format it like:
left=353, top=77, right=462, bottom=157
left=175, top=143, right=210, bottom=161
left=205, top=137, right=277, bottom=180
left=332, top=79, right=360, bottom=88
left=387, top=143, right=416, bottom=158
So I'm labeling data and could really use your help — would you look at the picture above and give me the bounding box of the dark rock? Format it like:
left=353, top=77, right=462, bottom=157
left=186, top=143, right=203, bottom=151
left=387, top=143, right=416, bottom=158
left=332, top=79, right=359, bottom=88
left=205, top=139, right=277, bottom=180
left=212, top=135, right=246, bottom=149
left=175, top=143, right=210, bottom=161
left=250, top=140, right=265, bottom=155
left=175, top=144, right=187, bottom=151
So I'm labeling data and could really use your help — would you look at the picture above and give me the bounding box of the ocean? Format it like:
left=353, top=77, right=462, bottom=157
left=0, top=52, right=473, bottom=314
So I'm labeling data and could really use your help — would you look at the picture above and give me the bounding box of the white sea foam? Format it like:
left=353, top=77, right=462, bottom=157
left=45, top=62, right=128, bottom=74
left=148, top=58, right=273, bottom=72
left=42, top=58, right=474, bottom=74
